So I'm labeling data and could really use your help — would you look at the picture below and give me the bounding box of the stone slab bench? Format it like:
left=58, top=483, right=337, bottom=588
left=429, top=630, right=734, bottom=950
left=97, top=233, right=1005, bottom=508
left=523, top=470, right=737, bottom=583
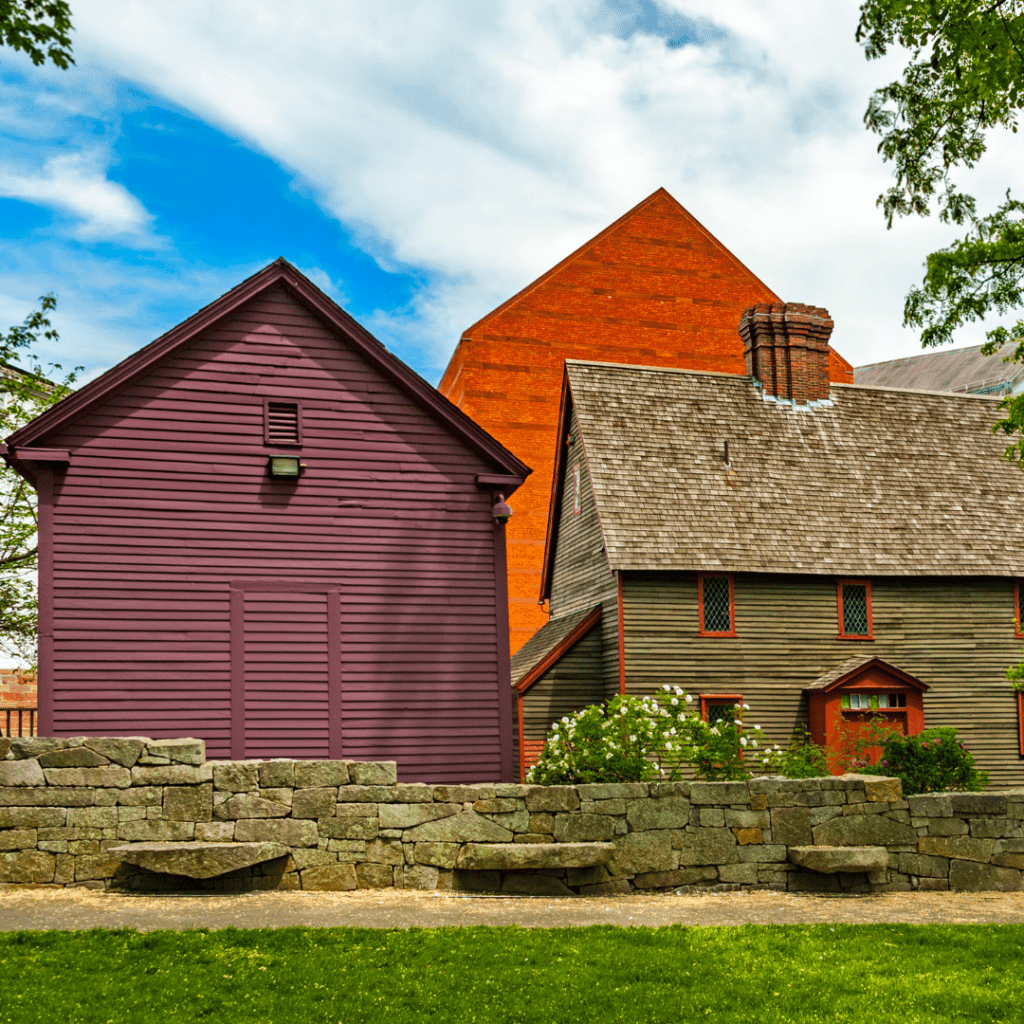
left=788, top=846, right=888, bottom=875
left=455, top=842, right=616, bottom=872
left=109, top=842, right=289, bottom=879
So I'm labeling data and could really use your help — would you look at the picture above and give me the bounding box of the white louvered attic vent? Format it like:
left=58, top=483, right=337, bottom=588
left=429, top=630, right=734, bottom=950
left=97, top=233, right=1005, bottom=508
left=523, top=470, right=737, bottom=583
left=266, top=401, right=300, bottom=445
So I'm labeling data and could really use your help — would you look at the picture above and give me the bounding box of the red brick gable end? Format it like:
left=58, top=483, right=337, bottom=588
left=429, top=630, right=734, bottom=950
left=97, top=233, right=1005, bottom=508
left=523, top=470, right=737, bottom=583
left=440, top=188, right=854, bottom=653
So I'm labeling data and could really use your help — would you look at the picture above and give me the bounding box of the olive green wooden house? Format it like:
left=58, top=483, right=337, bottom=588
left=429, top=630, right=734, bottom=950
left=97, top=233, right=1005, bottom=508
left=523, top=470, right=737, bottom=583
left=511, top=303, right=1024, bottom=785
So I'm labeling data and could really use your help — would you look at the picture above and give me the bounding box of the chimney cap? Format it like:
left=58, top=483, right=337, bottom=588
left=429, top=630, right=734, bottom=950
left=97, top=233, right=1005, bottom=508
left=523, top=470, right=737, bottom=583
left=739, top=302, right=834, bottom=404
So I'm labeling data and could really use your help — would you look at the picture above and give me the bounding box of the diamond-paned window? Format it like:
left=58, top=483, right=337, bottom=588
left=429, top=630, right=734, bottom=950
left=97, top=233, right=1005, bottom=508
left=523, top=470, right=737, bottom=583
left=701, top=576, right=733, bottom=634
left=841, top=583, right=869, bottom=636
left=707, top=703, right=735, bottom=726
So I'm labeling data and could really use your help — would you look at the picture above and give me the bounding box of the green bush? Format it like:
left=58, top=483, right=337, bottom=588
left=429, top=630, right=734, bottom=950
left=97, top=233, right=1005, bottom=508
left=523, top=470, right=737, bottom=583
left=758, top=726, right=830, bottom=779
left=864, top=727, right=988, bottom=795
left=525, top=689, right=766, bottom=785
left=685, top=707, right=766, bottom=782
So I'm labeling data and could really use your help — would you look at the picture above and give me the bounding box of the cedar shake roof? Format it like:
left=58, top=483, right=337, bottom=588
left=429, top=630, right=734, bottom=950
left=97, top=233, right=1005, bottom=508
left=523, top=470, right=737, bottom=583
left=562, top=360, right=1024, bottom=577
left=855, top=344, right=1024, bottom=396
left=805, top=656, right=878, bottom=691
left=804, top=656, right=929, bottom=692
left=510, top=605, right=600, bottom=687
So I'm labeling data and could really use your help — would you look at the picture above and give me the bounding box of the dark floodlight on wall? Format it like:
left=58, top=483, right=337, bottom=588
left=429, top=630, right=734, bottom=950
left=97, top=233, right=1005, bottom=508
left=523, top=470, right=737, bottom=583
left=268, top=456, right=305, bottom=479
left=491, top=493, right=513, bottom=524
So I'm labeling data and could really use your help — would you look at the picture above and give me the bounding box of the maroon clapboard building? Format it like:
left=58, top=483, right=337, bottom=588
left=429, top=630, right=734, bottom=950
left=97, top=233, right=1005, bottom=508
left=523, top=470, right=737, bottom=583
left=3, top=260, right=529, bottom=782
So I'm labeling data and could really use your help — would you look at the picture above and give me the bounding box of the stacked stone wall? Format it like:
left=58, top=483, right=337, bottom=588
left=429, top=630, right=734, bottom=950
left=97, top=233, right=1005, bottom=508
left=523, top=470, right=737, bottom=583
left=1, top=736, right=1022, bottom=894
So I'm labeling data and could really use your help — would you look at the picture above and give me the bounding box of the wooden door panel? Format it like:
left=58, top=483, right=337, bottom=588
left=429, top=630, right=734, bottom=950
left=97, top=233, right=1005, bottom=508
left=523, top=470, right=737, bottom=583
left=243, top=590, right=330, bottom=759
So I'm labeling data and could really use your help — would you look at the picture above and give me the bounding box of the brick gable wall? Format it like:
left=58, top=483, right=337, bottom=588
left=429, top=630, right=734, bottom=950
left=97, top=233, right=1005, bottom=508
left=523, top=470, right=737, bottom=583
left=440, top=189, right=854, bottom=653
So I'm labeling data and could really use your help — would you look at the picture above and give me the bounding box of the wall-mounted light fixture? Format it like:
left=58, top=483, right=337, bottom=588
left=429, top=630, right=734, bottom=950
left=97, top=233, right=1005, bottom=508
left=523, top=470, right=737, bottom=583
left=491, top=493, right=513, bottom=524
left=268, top=456, right=305, bottom=479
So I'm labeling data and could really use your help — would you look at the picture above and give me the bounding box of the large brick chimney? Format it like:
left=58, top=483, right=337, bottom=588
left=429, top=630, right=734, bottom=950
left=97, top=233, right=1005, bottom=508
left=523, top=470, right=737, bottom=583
left=738, top=303, right=834, bottom=404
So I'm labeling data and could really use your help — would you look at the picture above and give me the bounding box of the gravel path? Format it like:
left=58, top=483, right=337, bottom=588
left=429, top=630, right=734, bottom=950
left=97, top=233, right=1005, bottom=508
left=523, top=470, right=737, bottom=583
left=2, top=887, right=1024, bottom=931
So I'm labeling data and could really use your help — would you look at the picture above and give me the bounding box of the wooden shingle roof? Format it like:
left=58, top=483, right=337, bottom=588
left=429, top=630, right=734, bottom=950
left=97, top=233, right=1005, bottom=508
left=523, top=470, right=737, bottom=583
left=805, top=656, right=878, bottom=691
left=804, top=656, right=929, bottom=692
left=565, top=360, right=1024, bottom=577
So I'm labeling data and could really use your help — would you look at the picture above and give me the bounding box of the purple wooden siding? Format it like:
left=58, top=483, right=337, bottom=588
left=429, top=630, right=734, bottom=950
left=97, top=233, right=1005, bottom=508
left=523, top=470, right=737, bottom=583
left=42, top=284, right=509, bottom=781
left=243, top=590, right=330, bottom=760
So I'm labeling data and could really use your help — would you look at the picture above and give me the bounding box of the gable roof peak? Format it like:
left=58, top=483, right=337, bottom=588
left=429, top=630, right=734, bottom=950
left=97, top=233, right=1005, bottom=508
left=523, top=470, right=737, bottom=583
left=6, top=260, right=530, bottom=482
left=460, top=187, right=779, bottom=340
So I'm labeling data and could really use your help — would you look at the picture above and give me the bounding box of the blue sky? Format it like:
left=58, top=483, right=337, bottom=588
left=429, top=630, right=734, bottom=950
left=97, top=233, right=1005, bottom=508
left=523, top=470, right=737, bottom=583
left=1, top=0, right=1019, bottom=386
left=0, top=59, right=428, bottom=380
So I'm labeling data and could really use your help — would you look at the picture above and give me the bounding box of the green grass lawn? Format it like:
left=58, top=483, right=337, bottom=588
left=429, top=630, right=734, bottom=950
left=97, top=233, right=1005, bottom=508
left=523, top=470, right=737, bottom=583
left=1, top=924, right=1022, bottom=1024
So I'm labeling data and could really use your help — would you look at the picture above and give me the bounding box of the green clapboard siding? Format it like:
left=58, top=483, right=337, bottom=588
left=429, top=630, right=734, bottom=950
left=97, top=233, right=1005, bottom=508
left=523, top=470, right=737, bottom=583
left=550, top=409, right=616, bottom=619
left=521, top=623, right=605, bottom=744
left=548, top=404, right=620, bottom=698
left=622, top=571, right=1024, bottom=786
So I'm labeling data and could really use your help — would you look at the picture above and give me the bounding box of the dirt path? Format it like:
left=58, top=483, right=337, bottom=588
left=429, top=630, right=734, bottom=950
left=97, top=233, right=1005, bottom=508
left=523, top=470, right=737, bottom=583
left=2, top=887, right=1024, bottom=931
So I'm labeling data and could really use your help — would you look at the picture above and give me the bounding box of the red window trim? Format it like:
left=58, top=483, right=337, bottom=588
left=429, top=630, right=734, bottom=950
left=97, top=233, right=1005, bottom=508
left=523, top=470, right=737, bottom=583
left=264, top=398, right=303, bottom=447
left=697, top=573, right=736, bottom=637
left=837, top=578, right=873, bottom=640
left=1014, top=581, right=1024, bottom=639
left=1018, top=690, right=1024, bottom=758
left=700, top=693, right=743, bottom=723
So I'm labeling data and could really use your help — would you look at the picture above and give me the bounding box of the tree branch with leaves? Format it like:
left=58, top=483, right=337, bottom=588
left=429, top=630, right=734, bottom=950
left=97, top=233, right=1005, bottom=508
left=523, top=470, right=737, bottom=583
left=0, top=0, right=73, bottom=68
left=0, top=296, right=79, bottom=665
left=859, top=0, right=1024, bottom=455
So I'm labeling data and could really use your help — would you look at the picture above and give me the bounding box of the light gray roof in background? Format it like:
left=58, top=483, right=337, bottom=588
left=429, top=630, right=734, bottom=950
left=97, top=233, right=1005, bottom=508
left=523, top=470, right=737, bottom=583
left=854, top=344, right=1024, bottom=396
left=565, top=360, right=1024, bottom=577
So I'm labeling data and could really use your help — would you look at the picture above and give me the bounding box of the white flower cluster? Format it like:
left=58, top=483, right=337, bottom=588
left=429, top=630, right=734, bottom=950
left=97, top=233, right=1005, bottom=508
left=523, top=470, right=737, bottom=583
left=526, top=683, right=773, bottom=786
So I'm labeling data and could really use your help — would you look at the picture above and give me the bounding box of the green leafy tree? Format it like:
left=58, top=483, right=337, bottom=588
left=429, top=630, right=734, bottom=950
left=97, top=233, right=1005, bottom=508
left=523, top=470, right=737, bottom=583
left=0, top=297, right=78, bottom=665
left=0, top=2, right=76, bottom=664
left=0, top=0, right=73, bottom=68
left=858, top=1, right=1024, bottom=459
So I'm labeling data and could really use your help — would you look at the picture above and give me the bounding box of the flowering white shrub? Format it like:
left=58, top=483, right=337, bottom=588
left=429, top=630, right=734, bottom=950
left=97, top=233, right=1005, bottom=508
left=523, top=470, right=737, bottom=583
left=753, top=725, right=830, bottom=778
left=525, top=687, right=767, bottom=784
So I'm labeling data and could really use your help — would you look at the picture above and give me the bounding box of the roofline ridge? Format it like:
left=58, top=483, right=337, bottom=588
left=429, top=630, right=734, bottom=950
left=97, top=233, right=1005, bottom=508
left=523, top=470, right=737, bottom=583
left=565, top=358, right=751, bottom=381
left=853, top=343, right=989, bottom=372
left=565, top=361, right=1007, bottom=402
left=833, top=381, right=1003, bottom=402
left=7, top=261, right=531, bottom=479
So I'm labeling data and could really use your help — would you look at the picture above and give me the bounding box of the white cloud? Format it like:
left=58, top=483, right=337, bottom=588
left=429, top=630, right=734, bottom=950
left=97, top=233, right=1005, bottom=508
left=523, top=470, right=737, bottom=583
left=0, top=150, right=157, bottom=244
left=0, top=243, right=263, bottom=386
left=59, top=0, right=1024, bottom=371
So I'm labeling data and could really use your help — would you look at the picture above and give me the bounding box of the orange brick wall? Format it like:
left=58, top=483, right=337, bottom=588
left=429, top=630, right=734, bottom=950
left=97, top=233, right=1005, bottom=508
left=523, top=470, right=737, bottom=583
left=440, top=188, right=854, bottom=653
left=0, top=670, right=36, bottom=707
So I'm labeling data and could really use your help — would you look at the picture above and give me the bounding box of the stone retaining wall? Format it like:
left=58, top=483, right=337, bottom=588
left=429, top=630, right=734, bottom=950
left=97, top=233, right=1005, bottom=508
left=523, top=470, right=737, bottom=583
left=2, top=736, right=1022, bottom=894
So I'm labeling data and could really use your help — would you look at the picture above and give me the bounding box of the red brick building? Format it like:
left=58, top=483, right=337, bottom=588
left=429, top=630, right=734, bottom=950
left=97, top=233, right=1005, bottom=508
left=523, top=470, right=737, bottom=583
left=1, top=669, right=36, bottom=737
left=440, top=189, right=854, bottom=652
